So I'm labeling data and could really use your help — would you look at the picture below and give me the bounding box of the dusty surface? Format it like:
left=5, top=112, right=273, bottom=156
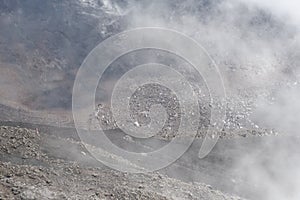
left=0, top=0, right=284, bottom=139
left=0, top=125, right=244, bottom=200
left=0, top=102, right=275, bottom=141
left=0, top=1, right=298, bottom=199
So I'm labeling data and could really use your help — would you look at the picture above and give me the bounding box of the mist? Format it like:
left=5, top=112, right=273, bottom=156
left=108, top=0, right=300, bottom=199
left=1, top=0, right=300, bottom=199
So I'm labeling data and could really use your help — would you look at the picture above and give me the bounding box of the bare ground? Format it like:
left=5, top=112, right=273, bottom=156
left=0, top=124, right=244, bottom=200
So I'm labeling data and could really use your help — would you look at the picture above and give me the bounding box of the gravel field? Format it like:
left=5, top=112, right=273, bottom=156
left=0, top=125, right=244, bottom=200
left=1, top=0, right=299, bottom=199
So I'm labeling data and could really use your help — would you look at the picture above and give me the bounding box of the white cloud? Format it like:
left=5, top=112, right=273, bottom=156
left=236, top=0, right=300, bottom=26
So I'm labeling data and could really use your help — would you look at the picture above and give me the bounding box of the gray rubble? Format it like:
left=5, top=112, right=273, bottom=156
left=0, top=125, right=243, bottom=200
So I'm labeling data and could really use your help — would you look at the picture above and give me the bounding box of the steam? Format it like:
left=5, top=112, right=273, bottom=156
left=112, top=0, right=300, bottom=199
left=236, top=0, right=300, bottom=27
left=124, top=0, right=296, bottom=93
left=1, top=0, right=299, bottom=198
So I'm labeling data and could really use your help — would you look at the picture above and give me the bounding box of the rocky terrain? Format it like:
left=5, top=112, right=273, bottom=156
left=0, top=0, right=292, bottom=137
left=1, top=0, right=300, bottom=199
left=0, top=124, right=245, bottom=200
left=0, top=117, right=298, bottom=200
